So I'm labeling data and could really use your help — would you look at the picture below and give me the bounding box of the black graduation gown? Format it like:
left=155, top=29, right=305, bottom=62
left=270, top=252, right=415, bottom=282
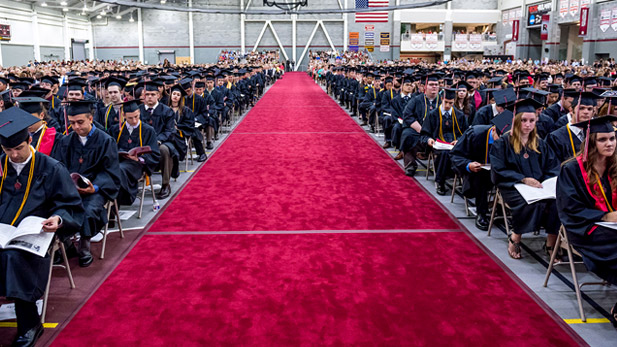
left=53, top=126, right=121, bottom=238
left=140, top=103, right=181, bottom=178
left=95, top=104, right=121, bottom=133
left=420, top=106, right=468, bottom=184
left=449, top=125, right=495, bottom=215
left=30, top=124, right=63, bottom=157
left=536, top=113, right=555, bottom=139
left=546, top=124, right=582, bottom=164
left=489, top=133, right=561, bottom=234
left=170, top=107, right=192, bottom=161
left=0, top=152, right=84, bottom=302
left=553, top=114, right=569, bottom=130
left=557, top=159, right=617, bottom=285
left=471, top=104, right=497, bottom=126
left=110, top=121, right=161, bottom=205
left=386, top=93, right=411, bottom=144
left=542, top=102, right=568, bottom=123
left=399, top=94, right=440, bottom=152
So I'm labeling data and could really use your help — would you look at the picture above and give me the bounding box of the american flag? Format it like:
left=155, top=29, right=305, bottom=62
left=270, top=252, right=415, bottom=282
left=355, top=0, right=389, bottom=23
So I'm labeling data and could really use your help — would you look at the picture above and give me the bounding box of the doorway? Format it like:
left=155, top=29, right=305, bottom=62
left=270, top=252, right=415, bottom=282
left=158, top=50, right=175, bottom=65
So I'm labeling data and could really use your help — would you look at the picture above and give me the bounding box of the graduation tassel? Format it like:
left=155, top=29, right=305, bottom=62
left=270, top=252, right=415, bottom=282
left=583, top=120, right=591, bottom=162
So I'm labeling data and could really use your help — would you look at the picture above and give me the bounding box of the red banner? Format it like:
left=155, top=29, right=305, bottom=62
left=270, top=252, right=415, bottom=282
left=512, top=20, right=519, bottom=41
left=541, top=14, right=550, bottom=40
left=579, top=7, right=589, bottom=36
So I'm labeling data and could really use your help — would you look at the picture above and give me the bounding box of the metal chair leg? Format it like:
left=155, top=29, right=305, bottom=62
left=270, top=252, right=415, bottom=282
left=114, top=199, right=124, bottom=239
left=487, top=190, right=500, bottom=237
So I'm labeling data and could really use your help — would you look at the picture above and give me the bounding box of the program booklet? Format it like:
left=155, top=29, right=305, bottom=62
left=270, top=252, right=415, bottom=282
left=118, top=146, right=152, bottom=158
left=70, top=172, right=91, bottom=189
left=0, top=216, right=54, bottom=257
left=433, top=139, right=454, bottom=151
left=514, top=176, right=557, bottom=204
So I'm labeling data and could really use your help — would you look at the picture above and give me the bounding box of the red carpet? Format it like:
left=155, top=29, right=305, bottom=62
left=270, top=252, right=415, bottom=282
left=52, top=73, right=582, bottom=346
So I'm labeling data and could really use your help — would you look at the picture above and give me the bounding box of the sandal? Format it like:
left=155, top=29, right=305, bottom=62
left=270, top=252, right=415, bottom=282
left=610, top=302, right=617, bottom=329
left=508, top=234, right=522, bottom=259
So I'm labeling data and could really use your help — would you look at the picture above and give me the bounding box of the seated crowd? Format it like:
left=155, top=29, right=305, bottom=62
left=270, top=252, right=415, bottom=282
left=0, top=59, right=282, bottom=346
left=310, top=56, right=617, bottom=327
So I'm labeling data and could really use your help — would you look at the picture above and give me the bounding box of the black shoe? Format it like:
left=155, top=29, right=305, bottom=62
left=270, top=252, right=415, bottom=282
left=53, top=249, right=64, bottom=265
left=436, top=183, right=448, bottom=196
left=78, top=254, right=93, bottom=268
left=197, top=154, right=207, bottom=162
left=156, top=185, right=171, bottom=200
left=360, top=122, right=368, bottom=126
left=206, top=142, right=214, bottom=150
left=13, top=323, right=43, bottom=347
left=475, top=214, right=489, bottom=231
left=405, top=168, right=417, bottom=177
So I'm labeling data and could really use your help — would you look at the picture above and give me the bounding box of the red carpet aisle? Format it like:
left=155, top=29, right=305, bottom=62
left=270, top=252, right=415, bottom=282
left=52, top=73, right=582, bottom=346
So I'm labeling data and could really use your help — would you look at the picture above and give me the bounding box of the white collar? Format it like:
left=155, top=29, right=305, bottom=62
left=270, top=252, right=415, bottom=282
left=568, top=123, right=584, bottom=139
left=401, top=92, right=410, bottom=98
left=146, top=102, right=159, bottom=111
left=491, top=103, right=498, bottom=116
left=440, top=105, right=451, bottom=115
left=127, top=120, right=140, bottom=132
left=9, top=147, right=33, bottom=176
left=32, top=123, right=45, bottom=134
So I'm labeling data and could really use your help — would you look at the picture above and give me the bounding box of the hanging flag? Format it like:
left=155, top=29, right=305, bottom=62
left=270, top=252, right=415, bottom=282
left=579, top=6, right=589, bottom=36
left=559, top=0, right=568, bottom=17
left=512, top=20, right=519, bottom=42
left=355, top=0, right=389, bottom=23
left=541, top=14, right=550, bottom=40
left=569, top=0, right=580, bottom=17
left=612, top=8, right=617, bottom=31
left=601, top=9, right=611, bottom=32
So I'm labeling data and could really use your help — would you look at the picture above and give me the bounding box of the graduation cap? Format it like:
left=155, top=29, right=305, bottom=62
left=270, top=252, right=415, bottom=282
left=384, top=76, right=394, bottom=84
left=574, top=115, right=617, bottom=162
left=105, top=77, right=126, bottom=90
left=119, top=99, right=141, bottom=114
left=566, top=74, right=582, bottom=84
left=15, top=96, right=49, bottom=114
left=0, top=107, right=40, bottom=148
left=194, top=81, right=206, bottom=88
left=65, top=79, right=87, bottom=91
left=454, top=81, right=472, bottom=91
left=564, top=90, right=600, bottom=106
left=17, top=90, right=47, bottom=98
left=552, top=72, right=564, bottom=80
left=507, top=98, right=544, bottom=114
left=487, top=76, right=504, bottom=85
left=39, top=76, right=57, bottom=86
left=493, top=88, right=517, bottom=107
left=534, top=73, right=549, bottom=82
left=598, top=77, right=614, bottom=87
left=137, top=80, right=162, bottom=92
left=0, top=76, right=9, bottom=85
left=205, top=74, right=216, bottom=81
left=170, top=84, right=187, bottom=97
left=583, top=76, right=598, bottom=87
left=179, top=78, right=193, bottom=91
left=442, top=88, right=457, bottom=100
left=491, top=111, right=513, bottom=136
left=0, top=89, right=12, bottom=104
left=10, top=81, right=29, bottom=91
left=547, top=84, right=562, bottom=94
left=520, top=87, right=550, bottom=106
left=65, top=100, right=96, bottom=116
left=401, top=76, right=413, bottom=85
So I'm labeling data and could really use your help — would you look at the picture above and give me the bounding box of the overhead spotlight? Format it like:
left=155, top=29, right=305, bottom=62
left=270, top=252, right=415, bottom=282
left=41, top=2, right=47, bottom=6
left=60, top=1, right=67, bottom=5
left=116, top=14, right=121, bottom=19
left=101, top=10, right=106, bottom=15
left=97, top=14, right=102, bottom=19
left=161, top=0, right=166, bottom=3
left=129, top=15, right=135, bottom=22
left=62, top=7, right=69, bottom=11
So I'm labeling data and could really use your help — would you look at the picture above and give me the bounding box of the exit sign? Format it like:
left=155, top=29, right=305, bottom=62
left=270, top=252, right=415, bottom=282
left=0, top=24, right=10, bottom=41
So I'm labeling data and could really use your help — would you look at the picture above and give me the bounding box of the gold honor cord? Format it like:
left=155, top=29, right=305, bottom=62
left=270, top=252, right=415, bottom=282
left=437, top=106, right=462, bottom=142
left=116, top=122, right=143, bottom=147
left=485, top=126, right=494, bottom=164
left=596, top=173, right=615, bottom=212
left=0, top=147, right=36, bottom=225
left=566, top=124, right=577, bottom=158
left=35, top=125, right=47, bottom=151
left=104, top=104, right=113, bottom=129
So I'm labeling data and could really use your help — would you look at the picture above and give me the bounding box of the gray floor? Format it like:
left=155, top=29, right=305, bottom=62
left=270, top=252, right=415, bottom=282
left=324, top=86, right=617, bottom=345
left=103, top=82, right=617, bottom=345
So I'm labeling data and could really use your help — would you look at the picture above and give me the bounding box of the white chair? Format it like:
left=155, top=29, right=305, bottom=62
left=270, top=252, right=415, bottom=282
left=100, top=199, right=124, bottom=259
left=41, top=238, right=75, bottom=323
left=137, top=173, right=157, bottom=219
left=543, top=226, right=609, bottom=322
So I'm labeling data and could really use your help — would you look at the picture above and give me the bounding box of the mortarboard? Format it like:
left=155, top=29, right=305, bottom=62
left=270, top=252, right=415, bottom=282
left=15, top=96, right=49, bottom=114
left=170, top=84, right=187, bottom=97
left=454, top=81, right=472, bottom=91
left=119, top=100, right=141, bottom=114
left=65, top=79, right=87, bottom=91
left=583, top=77, right=598, bottom=87
left=491, top=111, right=513, bottom=135
left=65, top=100, right=96, bottom=116
left=572, top=115, right=617, bottom=133
left=105, top=77, right=126, bottom=90
left=507, top=98, right=544, bottom=114
left=493, top=88, right=516, bottom=107
left=564, top=90, right=600, bottom=106
left=442, top=88, right=457, bottom=100
left=0, top=76, right=9, bottom=85
left=0, top=107, right=40, bottom=148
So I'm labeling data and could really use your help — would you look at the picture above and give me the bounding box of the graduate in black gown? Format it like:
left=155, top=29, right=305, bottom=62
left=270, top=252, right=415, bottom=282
left=490, top=99, right=561, bottom=259
left=450, top=112, right=508, bottom=231
left=14, top=96, right=62, bottom=157
left=94, top=77, right=126, bottom=133
left=400, top=74, right=441, bottom=176
left=556, top=116, right=617, bottom=328
left=0, top=108, right=83, bottom=346
left=383, top=75, right=413, bottom=149
left=546, top=91, right=599, bottom=163
left=53, top=100, right=121, bottom=267
left=421, top=88, right=468, bottom=195
left=109, top=100, right=160, bottom=206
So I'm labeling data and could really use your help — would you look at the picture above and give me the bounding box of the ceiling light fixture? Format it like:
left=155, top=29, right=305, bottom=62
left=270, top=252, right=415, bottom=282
left=63, top=7, right=69, bottom=11
left=41, top=2, right=47, bottom=6
left=129, top=15, right=134, bottom=22
left=97, top=14, right=102, bottom=18
left=60, top=1, right=67, bottom=5
left=115, top=14, right=121, bottom=19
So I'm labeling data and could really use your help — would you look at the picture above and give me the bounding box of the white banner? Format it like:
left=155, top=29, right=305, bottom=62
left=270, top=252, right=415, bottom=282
left=612, top=8, right=617, bottom=31
left=379, top=45, right=389, bottom=52
left=469, top=34, right=482, bottom=50
left=411, top=33, right=424, bottom=49
left=601, top=9, right=611, bottom=32
left=569, top=0, right=580, bottom=17
left=560, top=0, right=569, bottom=17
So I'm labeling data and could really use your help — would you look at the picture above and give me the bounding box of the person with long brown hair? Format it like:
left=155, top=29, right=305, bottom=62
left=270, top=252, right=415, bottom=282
left=453, top=81, right=475, bottom=124
left=490, top=99, right=561, bottom=259
left=556, top=116, right=617, bottom=329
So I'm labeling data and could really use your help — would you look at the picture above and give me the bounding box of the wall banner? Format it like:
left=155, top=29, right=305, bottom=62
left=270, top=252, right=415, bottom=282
left=512, top=20, right=519, bottom=41
left=541, top=14, right=550, bottom=40
left=601, top=9, right=611, bottom=32
left=579, top=6, right=589, bottom=36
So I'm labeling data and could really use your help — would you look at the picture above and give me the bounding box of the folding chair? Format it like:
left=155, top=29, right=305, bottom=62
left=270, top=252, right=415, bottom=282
left=487, top=188, right=511, bottom=236
left=425, top=151, right=436, bottom=179
left=450, top=173, right=470, bottom=216
left=138, top=173, right=157, bottom=219
left=184, top=137, right=194, bottom=172
left=100, top=199, right=124, bottom=259
left=41, top=237, right=75, bottom=323
left=543, top=225, right=609, bottom=322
